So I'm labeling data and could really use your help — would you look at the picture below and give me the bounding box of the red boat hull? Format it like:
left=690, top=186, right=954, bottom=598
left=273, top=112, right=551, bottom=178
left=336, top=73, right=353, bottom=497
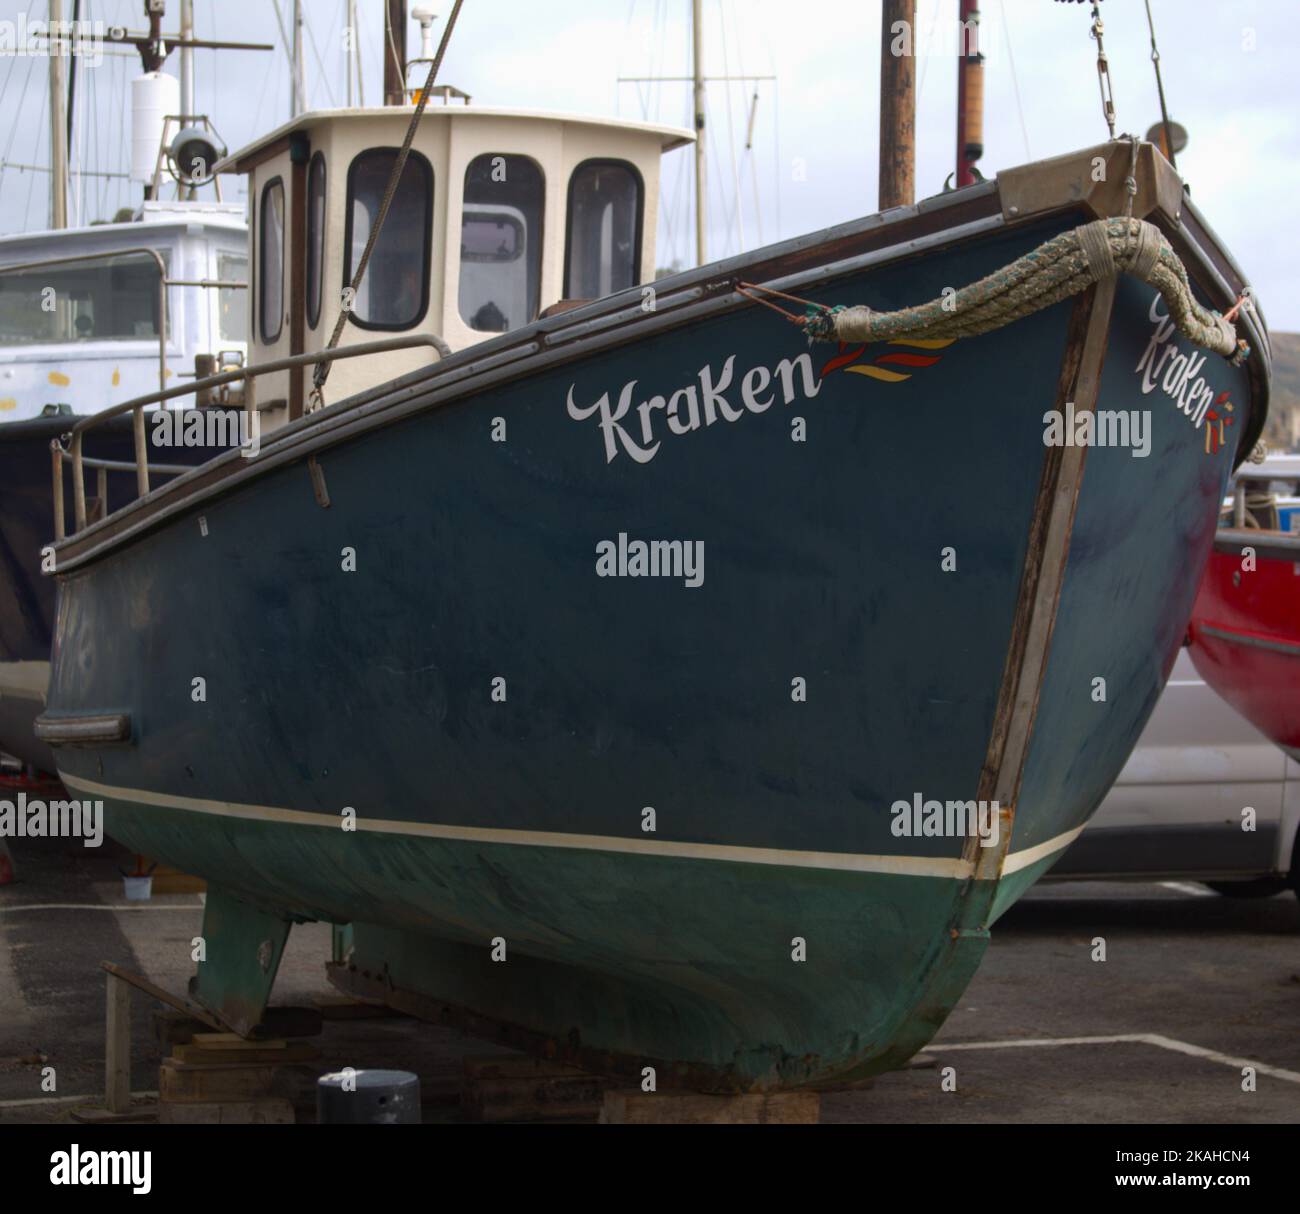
left=1189, top=546, right=1300, bottom=761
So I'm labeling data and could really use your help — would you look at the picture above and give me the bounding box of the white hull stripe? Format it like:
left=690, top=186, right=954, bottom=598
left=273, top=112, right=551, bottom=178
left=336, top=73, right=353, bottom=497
left=59, top=770, right=1082, bottom=881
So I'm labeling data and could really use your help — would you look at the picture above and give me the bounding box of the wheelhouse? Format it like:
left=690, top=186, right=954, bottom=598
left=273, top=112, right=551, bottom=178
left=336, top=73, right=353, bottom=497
left=216, top=105, right=691, bottom=425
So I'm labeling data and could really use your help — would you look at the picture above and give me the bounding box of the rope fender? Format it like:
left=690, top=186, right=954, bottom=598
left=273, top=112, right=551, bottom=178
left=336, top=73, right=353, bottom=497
left=799, top=217, right=1248, bottom=365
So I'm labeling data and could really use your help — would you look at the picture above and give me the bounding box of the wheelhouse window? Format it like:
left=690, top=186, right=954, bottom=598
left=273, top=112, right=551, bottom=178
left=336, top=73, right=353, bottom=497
left=217, top=251, right=247, bottom=343
left=459, top=153, right=544, bottom=333
left=564, top=160, right=642, bottom=300
left=0, top=252, right=167, bottom=345
left=344, top=148, right=433, bottom=330
left=259, top=177, right=285, bottom=343
left=306, top=152, right=326, bottom=329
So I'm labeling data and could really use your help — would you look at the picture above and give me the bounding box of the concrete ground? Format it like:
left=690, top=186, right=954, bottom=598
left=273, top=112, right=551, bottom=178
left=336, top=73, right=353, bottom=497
left=2, top=832, right=1298, bottom=1123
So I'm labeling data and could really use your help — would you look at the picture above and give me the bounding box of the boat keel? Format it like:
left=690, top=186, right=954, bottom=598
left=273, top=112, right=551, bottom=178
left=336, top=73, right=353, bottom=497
left=189, top=886, right=295, bottom=1037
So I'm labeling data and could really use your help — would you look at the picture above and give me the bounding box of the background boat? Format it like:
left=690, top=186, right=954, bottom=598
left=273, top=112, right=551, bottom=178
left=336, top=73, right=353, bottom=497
left=1188, top=456, right=1300, bottom=764
left=0, top=3, right=266, bottom=771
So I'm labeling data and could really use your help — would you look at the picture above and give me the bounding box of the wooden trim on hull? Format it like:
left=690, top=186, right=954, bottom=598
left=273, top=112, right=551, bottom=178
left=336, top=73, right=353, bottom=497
left=872, top=281, right=1119, bottom=1080
left=976, top=278, right=1116, bottom=879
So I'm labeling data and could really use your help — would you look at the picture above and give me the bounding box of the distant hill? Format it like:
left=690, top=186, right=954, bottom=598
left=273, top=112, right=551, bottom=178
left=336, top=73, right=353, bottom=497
left=1263, top=332, right=1300, bottom=453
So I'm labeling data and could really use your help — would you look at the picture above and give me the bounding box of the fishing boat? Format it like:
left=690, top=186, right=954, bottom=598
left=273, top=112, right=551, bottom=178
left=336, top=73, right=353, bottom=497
left=0, top=3, right=266, bottom=772
left=1188, top=457, right=1300, bottom=763
left=36, top=3, right=1269, bottom=1091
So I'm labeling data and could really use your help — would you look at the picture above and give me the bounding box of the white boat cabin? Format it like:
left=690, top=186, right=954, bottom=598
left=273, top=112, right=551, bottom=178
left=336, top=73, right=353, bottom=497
left=215, top=104, right=692, bottom=425
left=0, top=201, right=247, bottom=423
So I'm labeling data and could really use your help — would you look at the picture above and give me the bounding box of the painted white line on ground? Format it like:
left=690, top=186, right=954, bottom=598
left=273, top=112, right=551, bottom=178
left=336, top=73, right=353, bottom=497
left=1160, top=881, right=1216, bottom=897
left=0, top=902, right=202, bottom=914
left=938, top=1033, right=1300, bottom=1083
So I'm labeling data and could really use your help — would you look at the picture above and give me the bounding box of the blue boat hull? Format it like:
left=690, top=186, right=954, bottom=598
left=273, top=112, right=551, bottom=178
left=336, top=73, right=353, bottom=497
left=43, top=197, right=1258, bottom=1088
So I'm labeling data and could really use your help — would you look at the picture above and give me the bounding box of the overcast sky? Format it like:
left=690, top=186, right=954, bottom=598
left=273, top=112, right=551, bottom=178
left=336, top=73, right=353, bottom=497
left=1, top=0, right=1297, bottom=327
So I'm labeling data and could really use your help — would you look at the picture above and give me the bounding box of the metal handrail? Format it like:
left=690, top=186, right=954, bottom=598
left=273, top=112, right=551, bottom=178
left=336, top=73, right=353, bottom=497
left=57, top=334, right=449, bottom=539
left=49, top=442, right=192, bottom=540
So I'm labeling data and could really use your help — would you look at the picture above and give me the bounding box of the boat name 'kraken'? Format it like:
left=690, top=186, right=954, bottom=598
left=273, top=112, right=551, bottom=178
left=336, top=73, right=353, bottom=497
left=566, top=353, right=822, bottom=464
left=1133, top=294, right=1222, bottom=429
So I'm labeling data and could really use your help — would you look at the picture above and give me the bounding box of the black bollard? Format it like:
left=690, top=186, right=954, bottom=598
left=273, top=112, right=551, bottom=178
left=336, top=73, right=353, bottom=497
left=316, top=1068, right=421, bottom=1124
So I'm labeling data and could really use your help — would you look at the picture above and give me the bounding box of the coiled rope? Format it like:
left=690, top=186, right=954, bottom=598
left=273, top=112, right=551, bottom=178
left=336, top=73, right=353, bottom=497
left=740, top=215, right=1249, bottom=367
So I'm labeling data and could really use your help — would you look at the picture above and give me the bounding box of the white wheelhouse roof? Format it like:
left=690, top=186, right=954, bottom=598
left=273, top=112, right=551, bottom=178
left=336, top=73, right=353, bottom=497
left=215, top=104, right=694, bottom=174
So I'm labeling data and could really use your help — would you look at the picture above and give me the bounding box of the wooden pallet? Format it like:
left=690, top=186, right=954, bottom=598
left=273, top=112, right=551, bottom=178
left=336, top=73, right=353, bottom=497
left=599, top=1090, right=821, bottom=1124
left=461, top=1056, right=610, bottom=1122
left=159, top=1034, right=319, bottom=1123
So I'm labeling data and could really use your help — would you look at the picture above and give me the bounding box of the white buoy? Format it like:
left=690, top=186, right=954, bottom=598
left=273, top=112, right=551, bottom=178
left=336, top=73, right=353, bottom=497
left=130, top=72, right=181, bottom=186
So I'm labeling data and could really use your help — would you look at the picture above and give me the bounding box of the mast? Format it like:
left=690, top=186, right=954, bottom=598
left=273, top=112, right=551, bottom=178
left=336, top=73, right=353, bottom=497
left=180, top=0, right=195, bottom=118
left=66, top=0, right=81, bottom=146
left=955, top=0, right=984, bottom=187
left=692, top=0, right=706, bottom=264
left=384, top=0, right=408, bottom=105
left=48, top=0, right=69, bottom=228
left=290, top=0, right=306, bottom=116
left=346, top=0, right=357, bottom=106
left=878, top=0, right=915, bottom=209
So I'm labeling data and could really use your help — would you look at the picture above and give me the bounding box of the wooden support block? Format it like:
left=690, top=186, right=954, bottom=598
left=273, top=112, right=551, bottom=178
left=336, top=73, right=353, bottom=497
left=152, top=1009, right=210, bottom=1051
left=190, top=1032, right=286, bottom=1050
left=173, top=1039, right=320, bottom=1065
left=461, top=1056, right=609, bottom=1123
left=159, top=1058, right=281, bottom=1104
left=105, top=971, right=131, bottom=1114
left=71, top=1104, right=159, bottom=1125
left=159, top=1098, right=294, bottom=1125
left=599, top=1089, right=820, bottom=1125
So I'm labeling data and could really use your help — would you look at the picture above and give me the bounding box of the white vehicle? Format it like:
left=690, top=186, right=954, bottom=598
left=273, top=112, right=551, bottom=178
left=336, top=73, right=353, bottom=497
left=1050, top=637, right=1300, bottom=896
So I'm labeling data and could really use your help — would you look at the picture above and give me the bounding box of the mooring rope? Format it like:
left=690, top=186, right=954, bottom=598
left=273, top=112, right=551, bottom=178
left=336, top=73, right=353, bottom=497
left=746, top=215, right=1248, bottom=366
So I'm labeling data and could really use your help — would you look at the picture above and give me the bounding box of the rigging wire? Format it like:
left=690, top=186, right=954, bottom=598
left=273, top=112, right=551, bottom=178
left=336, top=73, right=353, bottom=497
left=314, top=0, right=466, bottom=402
left=269, top=0, right=301, bottom=112
left=998, top=0, right=1032, bottom=161
left=26, top=44, right=49, bottom=233
left=730, top=0, right=762, bottom=249
left=718, top=0, right=744, bottom=253
left=304, top=7, right=340, bottom=109
left=1143, top=0, right=1176, bottom=167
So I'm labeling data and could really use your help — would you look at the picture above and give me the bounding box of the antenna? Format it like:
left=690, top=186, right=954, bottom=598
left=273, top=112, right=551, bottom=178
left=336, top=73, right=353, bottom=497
left=413, top=7, right=439, bottom=61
